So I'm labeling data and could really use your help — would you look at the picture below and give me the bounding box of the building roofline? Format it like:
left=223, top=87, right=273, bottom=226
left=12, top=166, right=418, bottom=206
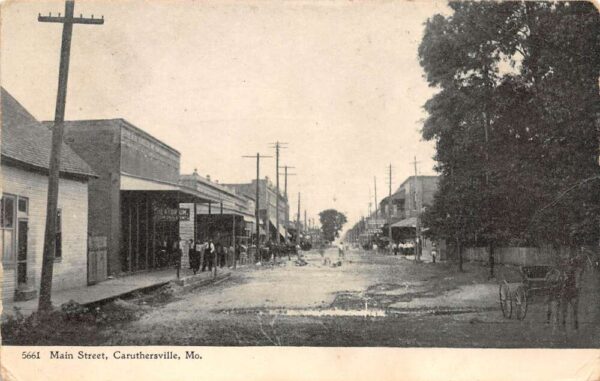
left=43, top=118, right=181, bottom=157
left=181, top=174, right=244, bottom=200
left=398, top=175, right=438, bottom=189
left=1, top=154, right=97, bottom=180
left=1, top=88, right=97, bottom=178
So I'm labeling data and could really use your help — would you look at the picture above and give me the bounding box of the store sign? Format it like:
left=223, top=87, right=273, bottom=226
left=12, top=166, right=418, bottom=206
left=179, top=208, right=190, bottom=221
left=154, top=207, right=190, bottom=221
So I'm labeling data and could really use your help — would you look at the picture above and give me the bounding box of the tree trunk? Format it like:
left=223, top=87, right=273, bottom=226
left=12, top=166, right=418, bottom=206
left=458, top=239, right=463, bottom=272
left=489, top=241, right=495, bottom=279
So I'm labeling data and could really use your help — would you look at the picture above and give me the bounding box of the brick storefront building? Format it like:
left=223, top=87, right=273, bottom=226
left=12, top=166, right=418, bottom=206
left=52, top=118, right=209, bottom=280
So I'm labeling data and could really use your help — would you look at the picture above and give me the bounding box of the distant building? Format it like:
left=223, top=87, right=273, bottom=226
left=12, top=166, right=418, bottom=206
left=224, top=178, right=290, bottom=242
left=1, top=88, right=96, bottom=302
left=378, top=175, right=444, bottom=259
left=178, top=170, right=257, bottom=267
left=380, top=175, right=439, bottom=221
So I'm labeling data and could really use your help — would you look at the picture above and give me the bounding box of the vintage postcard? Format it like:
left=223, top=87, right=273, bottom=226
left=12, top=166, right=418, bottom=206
left=1, top=0, right=599, bottom=380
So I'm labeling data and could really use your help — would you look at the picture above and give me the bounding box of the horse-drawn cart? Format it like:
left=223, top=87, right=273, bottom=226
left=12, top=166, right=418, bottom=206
left=499, top=265, right=556, bottom=320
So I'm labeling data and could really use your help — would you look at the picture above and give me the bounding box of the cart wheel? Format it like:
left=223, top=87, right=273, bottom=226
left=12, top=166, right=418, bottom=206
left=514, top=286, right=528, bottom=320
left=499, top=283, right=512, bottom=319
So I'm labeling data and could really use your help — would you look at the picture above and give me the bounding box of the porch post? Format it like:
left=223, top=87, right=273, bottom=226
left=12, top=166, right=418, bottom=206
left=146, top=195, right=150, bottom=270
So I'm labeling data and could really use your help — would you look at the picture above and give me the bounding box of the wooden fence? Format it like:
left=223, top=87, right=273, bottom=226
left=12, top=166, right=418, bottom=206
left=462, top=245, right=585, bottom=266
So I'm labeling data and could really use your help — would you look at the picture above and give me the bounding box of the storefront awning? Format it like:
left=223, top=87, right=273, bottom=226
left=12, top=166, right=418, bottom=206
left=279, top=224, right=286, bottom=239
left=121, top=173, right=179, bottom=191
left=243, top=215, right=255, bottom=223
left=120, top=173, right=216, bottom=203
left=391, top=217, right=417, bottom=229
left=269, top=217, right=286, bottom=239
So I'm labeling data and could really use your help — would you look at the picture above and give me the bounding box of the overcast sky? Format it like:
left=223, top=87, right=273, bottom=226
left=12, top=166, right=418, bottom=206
left=2, top=0, right=450, bottom=229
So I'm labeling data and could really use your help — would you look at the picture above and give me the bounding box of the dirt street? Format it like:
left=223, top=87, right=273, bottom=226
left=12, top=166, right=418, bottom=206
left=100, top=248, right=600, bottom=347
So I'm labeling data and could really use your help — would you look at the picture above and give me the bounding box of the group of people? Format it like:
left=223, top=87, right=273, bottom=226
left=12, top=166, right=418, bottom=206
left=187, top=239, right=240, bottom=275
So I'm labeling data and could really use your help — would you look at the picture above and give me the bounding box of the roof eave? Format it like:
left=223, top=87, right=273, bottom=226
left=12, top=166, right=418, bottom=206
left=1, top=154, right=98, bottom=180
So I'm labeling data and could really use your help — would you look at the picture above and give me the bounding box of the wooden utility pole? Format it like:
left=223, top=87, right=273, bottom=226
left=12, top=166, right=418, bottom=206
left=374, top=176, right=378, bottom=220
left=367, top=197, right=372, bottom=248
left=37, top=1, right=103, bottom=312
left=243, top=153, right=272, bottom=262
left=304, top=210, right=307, bottom=234
left=388, top=164, right=393, bottom=254
left=411, top=156, right=421, bottom=262
left=279, top=165, right=296, bottom=200
left=296, top=192, right=301, bottom=244
left=232, top=213, right=236, bottom=269
left=270, top=142, right=288, bottom=244
left=279, top=164, right=296, bottom=246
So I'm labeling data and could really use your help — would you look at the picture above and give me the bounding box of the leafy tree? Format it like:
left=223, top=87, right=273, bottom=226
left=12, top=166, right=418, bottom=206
left=319, top=209, right=348, bottom=243
left=419, top=2, right=600, bottom=270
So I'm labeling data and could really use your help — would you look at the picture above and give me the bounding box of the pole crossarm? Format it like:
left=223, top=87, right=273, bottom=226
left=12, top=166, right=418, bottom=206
left=38, top=14, right=104, bottom=24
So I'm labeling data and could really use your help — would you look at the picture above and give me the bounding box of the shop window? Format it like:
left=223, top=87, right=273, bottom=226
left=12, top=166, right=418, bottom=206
left=55, top=209, right=62, bottom=259
left=1, top=195, right=16, bottom=262
left=18, top=198, right=28, bottom=214
left=1, top=196, right=15, bottom=228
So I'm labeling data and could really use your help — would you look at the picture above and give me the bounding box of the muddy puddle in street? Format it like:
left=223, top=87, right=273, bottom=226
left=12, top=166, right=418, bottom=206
left=215, top=283, right=492, bottom=318
left=216, top=305, right=491, bottom=318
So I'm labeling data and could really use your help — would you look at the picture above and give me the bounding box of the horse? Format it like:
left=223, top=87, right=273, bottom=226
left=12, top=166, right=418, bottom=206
left=545, top=255, right=585, bottom=330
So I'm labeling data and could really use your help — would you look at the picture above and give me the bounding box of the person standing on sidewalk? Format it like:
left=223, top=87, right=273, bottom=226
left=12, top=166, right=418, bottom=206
left=229, top=243, right=235, bottom=267
left=197, top=240, right=206, bottom=272
left=220, top=244, right=228, bottom=268
left=189, top=239, right=199, bottom=274
left=174, top=236, right=183, bottom=279
left=202, top=239, right=215, bottom=272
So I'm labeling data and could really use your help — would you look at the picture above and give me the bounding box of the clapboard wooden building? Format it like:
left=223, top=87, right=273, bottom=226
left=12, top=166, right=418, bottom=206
left=1, top=88, right=96, bottom=302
